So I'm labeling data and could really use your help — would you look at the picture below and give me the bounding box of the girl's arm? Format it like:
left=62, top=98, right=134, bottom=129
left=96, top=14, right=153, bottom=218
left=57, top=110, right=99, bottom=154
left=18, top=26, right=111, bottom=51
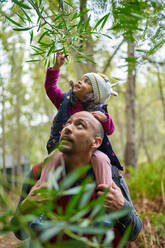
left=91, top=111, right=115, bottom=135
left=45, top=51, right=67, bottom=109
left=101, top=113, right=115, bottom=135
left=45, top=68, right=64, bottom=109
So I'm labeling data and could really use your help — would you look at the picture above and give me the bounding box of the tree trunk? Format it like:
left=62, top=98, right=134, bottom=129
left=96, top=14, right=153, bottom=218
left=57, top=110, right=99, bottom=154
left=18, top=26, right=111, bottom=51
left=15, top=77, right=22, bottom=181
left=155, top=64, right=165, bottom=121
left=10, top=47, right=23, bottom=186
left=124, top=41, right=137, bottom=168
left=0, top=78, right=6, bottom=178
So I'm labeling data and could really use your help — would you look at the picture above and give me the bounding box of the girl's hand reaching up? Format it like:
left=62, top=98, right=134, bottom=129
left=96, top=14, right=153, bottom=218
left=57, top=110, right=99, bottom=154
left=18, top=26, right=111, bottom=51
left=91, top=111, right=107, bottom=122
left=53, top=51, right=67, bottom=70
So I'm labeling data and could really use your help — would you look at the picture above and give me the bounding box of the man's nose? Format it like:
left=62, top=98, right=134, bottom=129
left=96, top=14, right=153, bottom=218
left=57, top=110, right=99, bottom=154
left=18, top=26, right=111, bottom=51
left=63, top=123, right=73, bottom=134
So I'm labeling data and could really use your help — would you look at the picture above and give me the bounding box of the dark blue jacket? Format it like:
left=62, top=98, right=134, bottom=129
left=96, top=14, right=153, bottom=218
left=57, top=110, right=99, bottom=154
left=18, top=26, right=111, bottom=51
left=47, top=90, right=123, bottom=170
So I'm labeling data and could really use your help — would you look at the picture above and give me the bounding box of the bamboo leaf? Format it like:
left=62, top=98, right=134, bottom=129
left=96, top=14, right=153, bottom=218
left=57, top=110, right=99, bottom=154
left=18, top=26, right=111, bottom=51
left=71, top=11, right=88, bottom=21
left=5, top=16, right=22, bottom=27
left=40, top=221, right=66, bottom=241
left=13, top=26, right=33, bottom=31
left=31, top=45, right=44, bottom=52
left=117, top=225, right=132, bottom=248
left=101, top=33, right=112, bottom=39
left=59, top=165, right=91, bottom=190
left=101, top=13, right=110, bottom=29
left=15, top=13, right=25, bottom=23
left=21, top=8, right=32, bottom=23
left=30, top=30, right=33, bottom=44
left=68, top=224, right=107, bottom=235
left=93, top=13, right=110, bottom=30
left=38, top=31, right=49, bottom=43
left=12, top=0, right=31, bottom=9
left=64, top=1, right=74, bottom=8
left=26, top=59, right=40, bottom=62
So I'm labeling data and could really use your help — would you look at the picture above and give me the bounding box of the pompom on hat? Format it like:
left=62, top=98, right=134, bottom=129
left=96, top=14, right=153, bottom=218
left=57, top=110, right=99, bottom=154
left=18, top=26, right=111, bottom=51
left=84, top=72, right=118, bottom=103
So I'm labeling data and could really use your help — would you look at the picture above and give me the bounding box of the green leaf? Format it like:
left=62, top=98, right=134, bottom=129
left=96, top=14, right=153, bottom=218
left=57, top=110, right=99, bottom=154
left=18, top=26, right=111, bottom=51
left=38, top=31, right=49, bottom=43
left=62, top=186, right=81, bottom=196
left=64, top=186, right=84, bottom=217
left=59, top=165, right=91, bottom=190
left=101, top=13, right=110, bottom=29
left=47, top=166, right=64, bottom=191
left=12, top=0, right=31, bottom=9
left=117, top=225, right=132, bottom=248
left=93, top=13, right=110, bottom=30
left=26, top=59, right=40, bottom=63
left=53, top=14, right=63, bottom=23
left=78, top=184, right=95, bottom=208
left=97, top=208, right=132, bottom=222
left=71, top=11, right=88, bottom=21
left=31, top=45, right=44, bottom=52
left=101, top=33, right=112, bottom=39
left=40, top=221, right=66, bottom=241
left=47, top=44, right=55, bottom=57
left=21, top=8, right=32, bottom=22
left=13, top=27, right=33, bottom=31
left=5, top=16, right=22, bottom=27
left=15, top=13, right=25, bottom=23
left=39, top=0, right=42, bottom=7
left=30, top=30, right=33, bottom=44
left=75, top=55, right=96, bottom=64
left=103, top=229, right=114, bottom=245
left=64, top=1, right=74, bottom=8
left=68, top=224, right=107, bottom=235
left=70, top=208, right=90, bottom=222
left=90, top=204, right=103, bottom=219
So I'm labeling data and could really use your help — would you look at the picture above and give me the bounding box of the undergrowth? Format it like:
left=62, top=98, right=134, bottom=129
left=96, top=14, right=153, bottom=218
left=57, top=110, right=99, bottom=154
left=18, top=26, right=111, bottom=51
left=125, top=159, right=165, bottom=248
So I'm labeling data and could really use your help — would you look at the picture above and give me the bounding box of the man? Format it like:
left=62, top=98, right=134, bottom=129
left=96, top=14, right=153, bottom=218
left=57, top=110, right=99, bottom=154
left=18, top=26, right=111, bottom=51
left=11, top=111, right=142, bottom=246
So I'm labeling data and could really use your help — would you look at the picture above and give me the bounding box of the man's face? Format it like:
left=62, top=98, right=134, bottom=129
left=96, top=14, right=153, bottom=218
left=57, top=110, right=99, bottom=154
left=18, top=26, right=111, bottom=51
left=59, top=112, right=97, bottom=154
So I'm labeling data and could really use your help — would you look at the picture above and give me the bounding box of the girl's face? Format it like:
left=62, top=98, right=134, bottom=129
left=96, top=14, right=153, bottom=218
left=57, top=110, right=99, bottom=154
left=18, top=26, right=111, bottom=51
left=73, top=76, right=93, bottom=101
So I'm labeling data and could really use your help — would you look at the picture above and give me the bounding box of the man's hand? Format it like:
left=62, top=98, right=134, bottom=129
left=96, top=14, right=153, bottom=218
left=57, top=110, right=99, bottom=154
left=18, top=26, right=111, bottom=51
left=91, top=111, right=107, bottom=122
left=53, top=51, right=67, bottom=70
left=97, top=181, right=125, bottom=212
left=20, top=182, right=48, bottom=214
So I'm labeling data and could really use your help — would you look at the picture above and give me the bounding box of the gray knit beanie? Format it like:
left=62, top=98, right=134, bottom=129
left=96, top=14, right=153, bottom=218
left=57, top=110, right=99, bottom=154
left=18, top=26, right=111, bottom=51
left=84, top=72, right=118, bottom=103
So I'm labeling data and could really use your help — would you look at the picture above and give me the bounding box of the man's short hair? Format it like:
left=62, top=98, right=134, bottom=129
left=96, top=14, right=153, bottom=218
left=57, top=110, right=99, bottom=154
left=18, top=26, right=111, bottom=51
left=93, top=119, right=104, bottom=141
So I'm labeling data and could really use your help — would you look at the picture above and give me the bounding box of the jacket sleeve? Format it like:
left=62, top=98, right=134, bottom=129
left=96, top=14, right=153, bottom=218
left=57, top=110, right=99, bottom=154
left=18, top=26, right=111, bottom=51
left=44, top=68, right=64, bottom=109
left=116, top=175, right=143, bottom=241
left=101, top=113, right=115, bottom=135
left=10, top=170, right=36, bottom=240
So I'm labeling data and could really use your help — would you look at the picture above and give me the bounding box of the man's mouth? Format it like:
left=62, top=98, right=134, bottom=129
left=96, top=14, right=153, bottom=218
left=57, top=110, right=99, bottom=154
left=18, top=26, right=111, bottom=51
left=60, top=136, right=73, bottom=143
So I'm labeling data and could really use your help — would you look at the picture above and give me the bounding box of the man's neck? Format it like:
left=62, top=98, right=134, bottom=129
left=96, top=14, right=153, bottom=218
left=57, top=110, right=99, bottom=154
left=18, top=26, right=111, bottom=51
left=63, top=152, right=92, bottom=173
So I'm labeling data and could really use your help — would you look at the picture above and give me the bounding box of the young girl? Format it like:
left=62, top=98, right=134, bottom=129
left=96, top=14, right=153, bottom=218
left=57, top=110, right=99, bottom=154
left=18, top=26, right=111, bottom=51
left=44, top=51, right=123, bottom=186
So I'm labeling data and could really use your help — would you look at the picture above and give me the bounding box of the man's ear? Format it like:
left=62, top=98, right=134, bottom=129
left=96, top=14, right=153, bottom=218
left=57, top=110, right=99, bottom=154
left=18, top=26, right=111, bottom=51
left=91, top=136, right=102, bottom=150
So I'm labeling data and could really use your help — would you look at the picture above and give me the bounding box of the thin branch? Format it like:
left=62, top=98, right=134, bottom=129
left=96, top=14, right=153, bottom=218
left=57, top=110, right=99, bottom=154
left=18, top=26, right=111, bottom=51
left=103, top=39, right=124, bottom=74
left=27, top=0, right=62, bottom=34
left=147, top=58, right=165, bottom=66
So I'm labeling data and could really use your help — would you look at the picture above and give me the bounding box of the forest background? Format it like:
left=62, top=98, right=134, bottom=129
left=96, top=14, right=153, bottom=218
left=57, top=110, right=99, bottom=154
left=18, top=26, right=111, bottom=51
left=0, top=0, right=165, bottom=247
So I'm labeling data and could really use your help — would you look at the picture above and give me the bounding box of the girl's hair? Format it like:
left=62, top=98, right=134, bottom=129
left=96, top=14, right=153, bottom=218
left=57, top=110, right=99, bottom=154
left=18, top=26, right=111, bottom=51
left=69, top=80, right=99, bottom=111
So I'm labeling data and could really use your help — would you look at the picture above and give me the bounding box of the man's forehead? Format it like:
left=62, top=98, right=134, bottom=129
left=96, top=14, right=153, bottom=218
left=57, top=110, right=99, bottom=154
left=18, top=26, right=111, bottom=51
left=69, top=112, right=95, bottom=124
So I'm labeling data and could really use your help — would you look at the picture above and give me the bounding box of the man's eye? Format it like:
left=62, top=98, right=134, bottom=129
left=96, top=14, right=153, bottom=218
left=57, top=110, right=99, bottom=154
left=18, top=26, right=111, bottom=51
left=77, top=122, right=84, bottom=127
left=65, top=121, right=71, bottom=126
